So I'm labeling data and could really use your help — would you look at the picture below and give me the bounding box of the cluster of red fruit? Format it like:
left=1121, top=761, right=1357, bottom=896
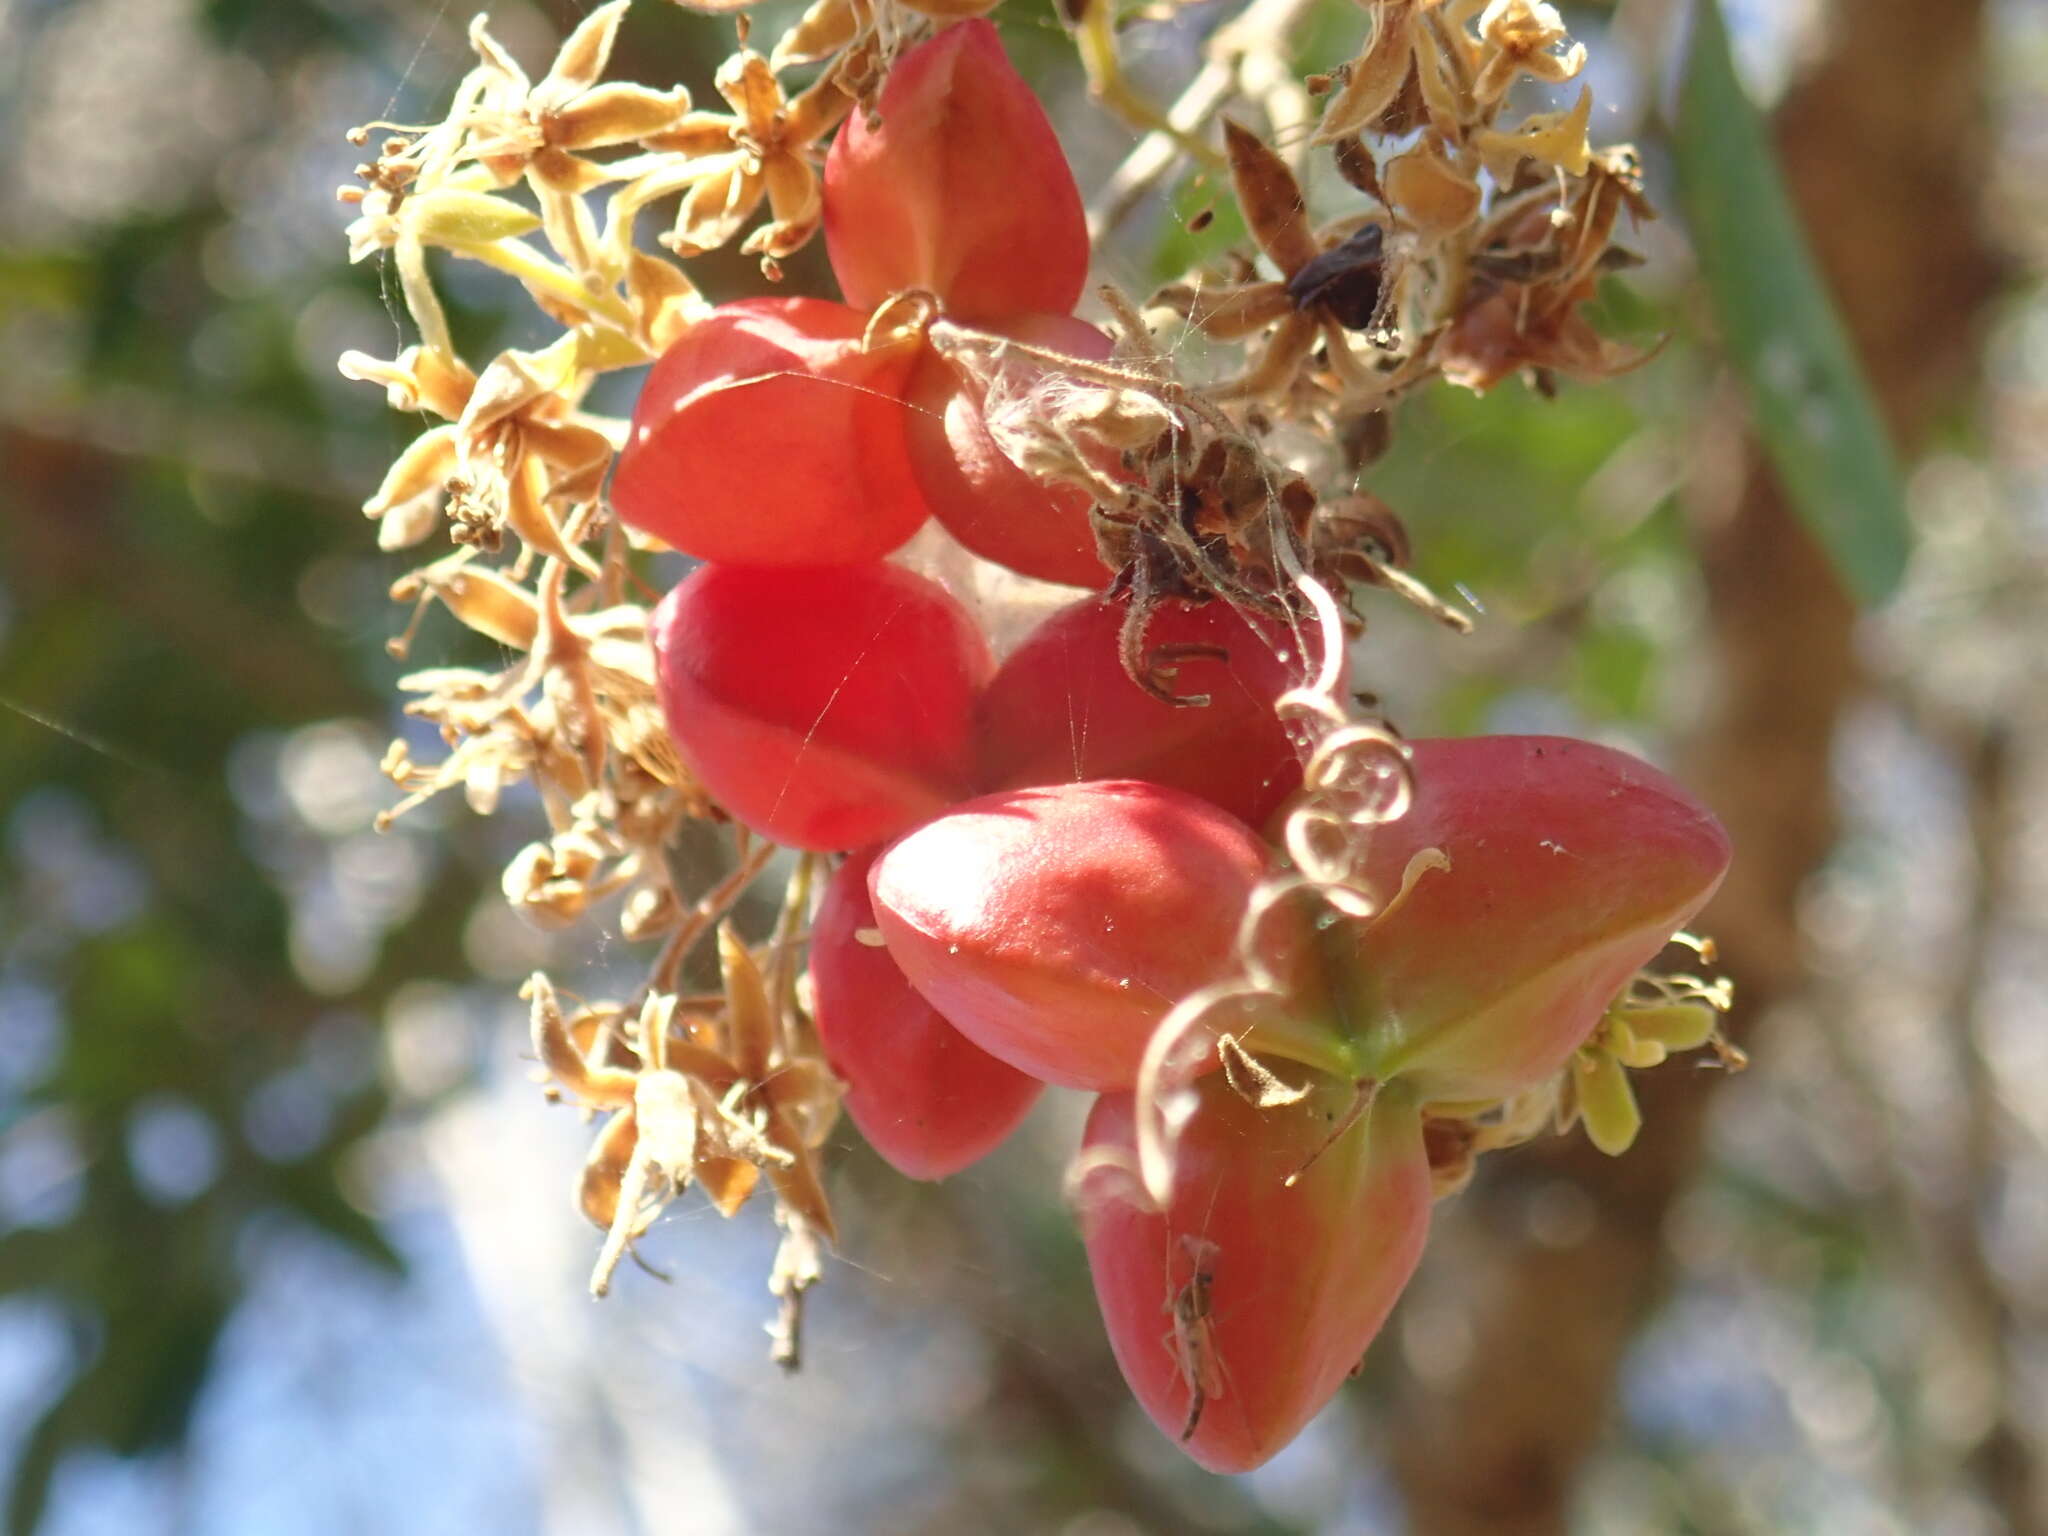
left=614, top=22, right=1731, bottom=1473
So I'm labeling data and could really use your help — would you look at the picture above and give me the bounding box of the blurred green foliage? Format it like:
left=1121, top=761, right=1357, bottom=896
left=1676, top=0, right=1910, bottom=607
left=0, top=7, right=436, bottom=1530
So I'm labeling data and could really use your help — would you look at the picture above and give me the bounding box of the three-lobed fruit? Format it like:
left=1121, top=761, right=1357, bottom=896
left=1324, top=734, right=1732, bottom=1103
left=615, top=16, right=1734, bottom=1482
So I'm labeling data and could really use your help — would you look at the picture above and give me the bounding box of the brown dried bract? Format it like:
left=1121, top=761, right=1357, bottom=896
left=1153, top=120, right=1392, bottom=404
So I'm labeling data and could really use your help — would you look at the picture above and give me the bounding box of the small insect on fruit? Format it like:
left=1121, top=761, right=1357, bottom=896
left=1080, top=1075, right=1432, bottom=1472
left=1167, top=1232, right=1227, bottom=1440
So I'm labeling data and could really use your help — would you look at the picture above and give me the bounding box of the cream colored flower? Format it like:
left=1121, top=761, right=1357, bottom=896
left=608, top=50, right=851, bottom=268
left=1471, top=0, right=1586, bottom=105
left=464, top=4, right=691, bottom=192
left=1473, top=85, right=1593, bottom=180
left=342, top=336, right=616, bottom=563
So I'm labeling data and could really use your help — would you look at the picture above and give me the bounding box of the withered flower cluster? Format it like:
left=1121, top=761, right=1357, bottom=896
left=337, top=0, right=1674, bottom=1358
left=1158, top=0, right=1652, bottom=411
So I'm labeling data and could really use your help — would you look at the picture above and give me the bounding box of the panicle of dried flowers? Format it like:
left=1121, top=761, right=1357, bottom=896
left=339, top=0, right=1667, bottom=1361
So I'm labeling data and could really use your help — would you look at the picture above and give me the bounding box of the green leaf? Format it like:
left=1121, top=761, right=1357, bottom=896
left=6, top=1402, right=65, bottom=1536
left=1573, top=622, right=1658, bottom=722
left=273, top=1154, right=405, bottom=1275
left=1148, top=169, right=1248, bottom=289
left=1674, top=0, right=1910, bottom=607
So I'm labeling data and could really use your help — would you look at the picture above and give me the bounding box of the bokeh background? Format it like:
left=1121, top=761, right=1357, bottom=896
left=3, top=0, right=2046, bottom=1531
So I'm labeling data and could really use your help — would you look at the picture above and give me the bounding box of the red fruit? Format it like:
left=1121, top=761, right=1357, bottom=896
left=904, top=314, right=1113, bottom=589
left=869, top=781, right=1313, bottom=1091
left=652, top=563, right=991, bottom=851
left=824, top=20, right=1089, bottom=323
left=979, top=595, right=1329, bottom=827
left=810, top=848, right=1043, bottom=1179
left=1079, top=1072, right=1432, bottom=1472
left=612, top=298, right=924, bottom=566
left=1328, top=735, right=1732, bottom=1102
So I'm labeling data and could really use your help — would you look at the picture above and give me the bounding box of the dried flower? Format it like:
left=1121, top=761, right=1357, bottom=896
left=1471, top=0, right=1585, bottom=105
left=611, top=50, right=850, bottom=268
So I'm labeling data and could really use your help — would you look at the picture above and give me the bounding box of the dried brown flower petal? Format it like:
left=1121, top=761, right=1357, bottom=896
left=1384, top=140, right=1481, bottom=241
left=1223, top=118, right=1316, bottom=276
left=1314, top=1, right=1422, bottom=144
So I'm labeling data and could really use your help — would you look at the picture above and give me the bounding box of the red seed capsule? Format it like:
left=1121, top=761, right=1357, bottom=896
left=1078, top=1072, right=1432, bottom=1472
left=978, top=594, right=1331, bottom=827
left=869, top=780, right=1312, bottom=1091
left=1327, top=734, right=1733, bottom=1102
left=810, top=847, right=1043, bottom=1179
left=903, top=314, right=1114, bottom=589
left=652, top=562, right=990, bottom=851
left=612, top=298, right=925, bottom=567
left=823, top=20, right=1089, bottom=323
left=811, top=847, right=1048, bottom=1187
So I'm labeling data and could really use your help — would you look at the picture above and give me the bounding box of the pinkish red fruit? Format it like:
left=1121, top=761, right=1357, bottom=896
left=824, top=20, right=1089, bottom=323
left=1327, top=735, right=1732, bottom=1102
left=869, top=781, right=1306, bottom=1091
left=903, top=313, right=1113, bottom=589
left=1079, top=1072, right=1432, bottom=1472
left=809, top=847, right=1042, bottom=1179
left=612, top=298, right=923, bottom=566
left=978, top=595, right=1327, bottom=827
left=652, top=562, right=990, bottom=851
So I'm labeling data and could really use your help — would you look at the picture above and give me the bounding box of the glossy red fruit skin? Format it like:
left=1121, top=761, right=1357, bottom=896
left=611, top=298, right=924, bottom=566
left=809, top=847, right=1043, bottom=1179
left=1330, top=735, right=1733, bottom=1102
left=904, top=314, right=1113, bottom=589
left=870, top=781, right=1304, bottom=1091
left=978, top=595, right=1329, bottom=827
left=823, top=20, right=1089, bottom=323
left=651, top=563, right=991, bottom=852
left=1080, top=1073, right=1432, bottom=1473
